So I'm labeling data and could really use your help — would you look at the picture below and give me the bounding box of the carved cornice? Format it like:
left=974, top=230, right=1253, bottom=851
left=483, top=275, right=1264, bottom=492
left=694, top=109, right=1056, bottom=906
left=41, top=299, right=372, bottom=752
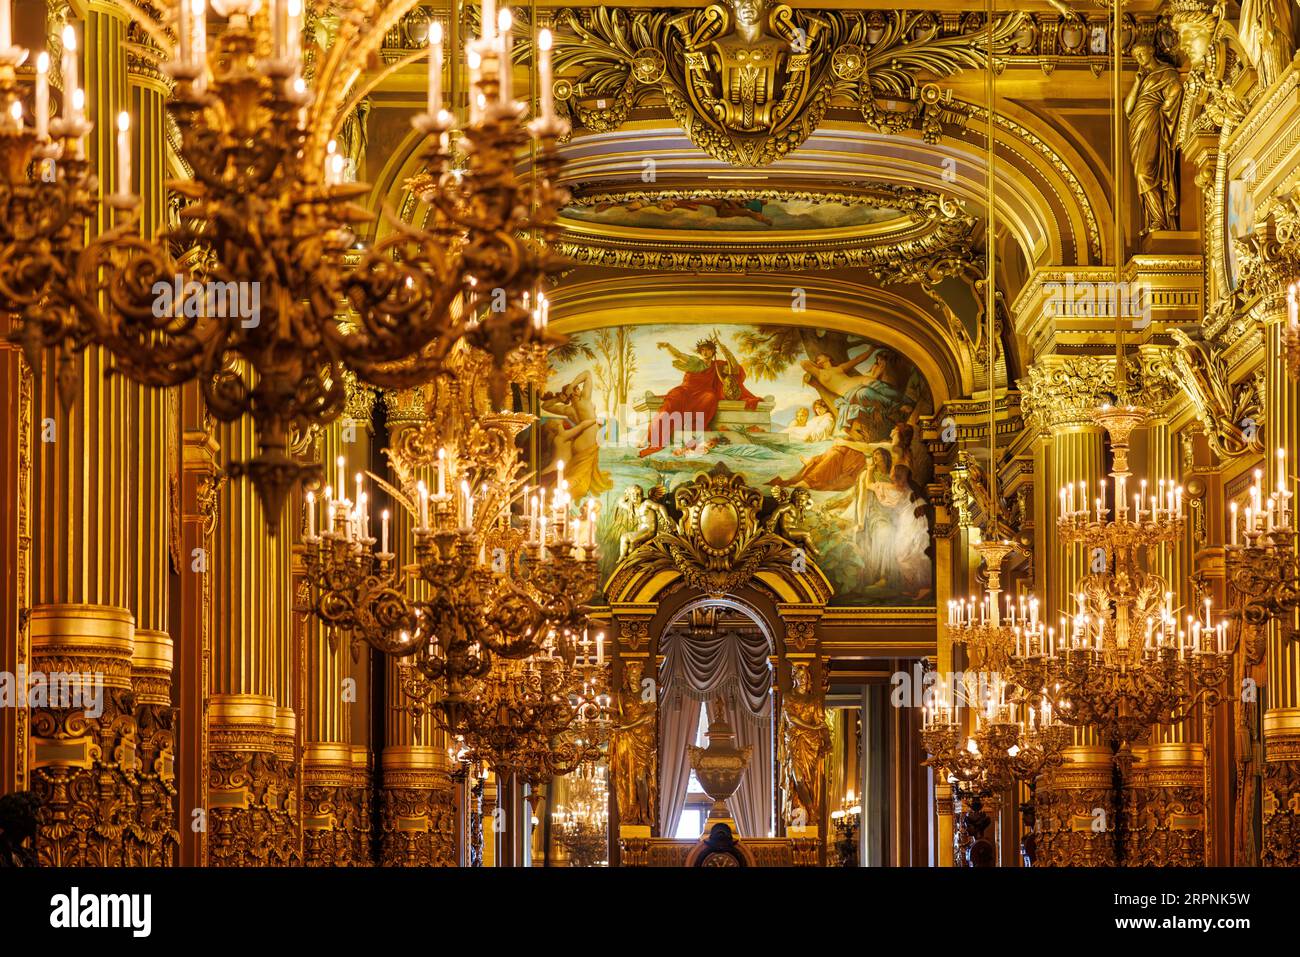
left=532, top=7, right=1161, bottom=170
left=556, top=184, right=975, bottom=274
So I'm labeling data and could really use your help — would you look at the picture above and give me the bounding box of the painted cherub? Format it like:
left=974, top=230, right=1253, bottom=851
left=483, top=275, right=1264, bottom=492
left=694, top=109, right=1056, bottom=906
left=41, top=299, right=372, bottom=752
left=617, top=485, right=675, bottom=561
left=765, top=486, right=819, bottom=556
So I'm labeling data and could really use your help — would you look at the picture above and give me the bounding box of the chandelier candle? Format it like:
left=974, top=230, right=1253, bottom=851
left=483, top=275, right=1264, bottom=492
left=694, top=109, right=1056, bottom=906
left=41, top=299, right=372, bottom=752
left=428, top=22, right=443, bottom=116
left=498, top=9, right=513, bottom=105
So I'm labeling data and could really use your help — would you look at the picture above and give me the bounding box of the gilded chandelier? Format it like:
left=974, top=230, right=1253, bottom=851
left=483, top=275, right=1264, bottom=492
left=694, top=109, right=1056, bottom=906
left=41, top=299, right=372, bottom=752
left=554, top=763, right=609, bottom=867
left=301, top=340, right=603, bottom=785
left=1, top=0, right=569, bottom=523
left=1006, top=403, right=1231, bottom=762
left=922, top=672, right=1070, bottom=795
left=1226, top=450, right=1299, bottom=636
left=420, top=626, right=612, bottom=785
left=946, top=538, right=1027, bottom=671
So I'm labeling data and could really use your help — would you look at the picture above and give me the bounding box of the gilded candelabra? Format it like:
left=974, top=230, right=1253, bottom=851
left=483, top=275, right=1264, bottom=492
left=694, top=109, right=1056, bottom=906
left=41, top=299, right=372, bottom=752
left=1226, top=451, right=1299, bottom=636
left=922, top=673, right=1071, bottom=795
left=946, top=538, right=1030, bottom=670
left=2, top=1, right=570, bottom=524
left=829, top=792, right=862, bottom=867
left=1006, top=404, right=1231, bottom=764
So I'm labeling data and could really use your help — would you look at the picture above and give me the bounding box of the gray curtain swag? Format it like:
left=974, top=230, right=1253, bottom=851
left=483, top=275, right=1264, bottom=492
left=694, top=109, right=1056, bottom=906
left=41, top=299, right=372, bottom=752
left=658, top=628, right=773, bottom=724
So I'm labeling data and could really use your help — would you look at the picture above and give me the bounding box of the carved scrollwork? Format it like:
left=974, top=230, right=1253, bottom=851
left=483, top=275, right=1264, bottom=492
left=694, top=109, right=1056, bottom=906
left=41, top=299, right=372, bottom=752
left=1141, top=332, right=1264, bottom=459
left=610, top=466, right=822, bottom=598
left=535, top=6, right=1030, bottom=167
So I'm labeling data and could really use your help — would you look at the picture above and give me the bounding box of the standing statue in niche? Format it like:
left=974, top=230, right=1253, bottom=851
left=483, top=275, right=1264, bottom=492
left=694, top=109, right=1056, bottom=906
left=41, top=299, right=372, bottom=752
left=1125, top=41, right=1183, bottom=234
left=610, top=661, right=657, bottom=828
left=779, top=662, right=831, bottom=830
left=1238, top=0, right=1296, bottom=90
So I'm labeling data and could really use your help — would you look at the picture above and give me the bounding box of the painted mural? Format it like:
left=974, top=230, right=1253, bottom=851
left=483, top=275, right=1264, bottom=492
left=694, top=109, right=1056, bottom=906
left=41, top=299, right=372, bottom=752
left=542, top=324, right=934, bottom=605
left=561, top=197, right=902, bottom=232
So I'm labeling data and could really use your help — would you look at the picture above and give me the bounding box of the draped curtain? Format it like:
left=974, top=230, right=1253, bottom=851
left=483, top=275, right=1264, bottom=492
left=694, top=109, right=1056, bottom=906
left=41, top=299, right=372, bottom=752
left=658, top=627, right=773, bottom=838
left=657, top=698, right=700, bottom=839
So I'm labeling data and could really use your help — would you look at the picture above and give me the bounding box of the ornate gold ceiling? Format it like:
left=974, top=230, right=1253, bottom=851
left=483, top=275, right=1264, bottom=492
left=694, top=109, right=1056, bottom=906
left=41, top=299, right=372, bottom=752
left=554, top=182, right=976, bottom=275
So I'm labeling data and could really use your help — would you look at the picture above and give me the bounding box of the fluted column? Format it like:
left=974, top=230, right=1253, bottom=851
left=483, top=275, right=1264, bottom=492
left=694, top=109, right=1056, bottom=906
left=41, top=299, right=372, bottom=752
left=26, top=2, right=142, bottom=868
left=207, top=408, right=298, bottom=864
left=1262, top=287, right=1300, bottom=866
left=1126, top=416, right=1206, bottom=866
left=303, top=393, right=376, bottom=865
left=125, top=16, right=178, bottom=870
left=377, top=395, right=455, bottom=866
left=1020, top=357, right=1116, bottom=866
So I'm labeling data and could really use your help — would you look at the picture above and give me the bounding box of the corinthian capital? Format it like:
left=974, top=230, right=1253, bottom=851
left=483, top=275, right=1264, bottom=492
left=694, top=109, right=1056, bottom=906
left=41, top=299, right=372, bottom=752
left=1018, top=356, right=1117, bottom=431
left=1237, top=196, right=1300, bottom=319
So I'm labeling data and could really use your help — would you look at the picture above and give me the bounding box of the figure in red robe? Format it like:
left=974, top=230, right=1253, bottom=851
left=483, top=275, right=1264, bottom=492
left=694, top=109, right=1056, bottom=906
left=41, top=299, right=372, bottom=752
left=639, top=336, right=760, bottom=457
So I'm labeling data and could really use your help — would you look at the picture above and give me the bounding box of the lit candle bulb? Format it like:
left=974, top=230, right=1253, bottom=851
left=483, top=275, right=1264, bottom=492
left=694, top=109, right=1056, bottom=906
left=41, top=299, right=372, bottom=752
left=115, top=111, right=131, bottom=197
left=538, top=28, right=555, bottom=122
left=497, top=8, right=513, bottom=105
left=381, top=508, right=390, bottom=554
left=417, top=480, right=429, bottom=529
left=192, top=0, right=208, bottom=89
left=428, top=21, right=443, bottom=116
left=61, top=25, right=78, bottom=118
left=32, top=52, right=49, bottom=140
left=306, top=491, right=316, bottom=538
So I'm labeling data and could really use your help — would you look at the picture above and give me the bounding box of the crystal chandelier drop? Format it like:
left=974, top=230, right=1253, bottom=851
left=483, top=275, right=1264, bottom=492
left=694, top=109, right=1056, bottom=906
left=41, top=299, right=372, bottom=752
left=1006, top=403, right=1232, bottom=762
left=1, top=0, right=570, bottom=523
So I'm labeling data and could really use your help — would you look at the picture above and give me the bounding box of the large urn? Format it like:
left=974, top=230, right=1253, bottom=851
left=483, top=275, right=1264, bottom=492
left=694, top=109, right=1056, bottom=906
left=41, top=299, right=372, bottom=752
left=687, top=699, right=753, bottom=833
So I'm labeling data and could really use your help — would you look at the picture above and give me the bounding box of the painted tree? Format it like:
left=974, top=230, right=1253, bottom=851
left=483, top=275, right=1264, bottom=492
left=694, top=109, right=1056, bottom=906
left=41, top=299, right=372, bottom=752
left=733, top=326, right=860, bottom=408
left=592, top=328, right=638, bottom=427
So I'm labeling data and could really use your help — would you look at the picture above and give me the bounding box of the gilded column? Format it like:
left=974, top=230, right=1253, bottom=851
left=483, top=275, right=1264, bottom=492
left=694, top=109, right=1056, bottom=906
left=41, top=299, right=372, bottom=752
left=303, top=389, right=376, bottom=865
left=1260, top=268, right=1300, bottom=866
left=1020, top=357, right=1117, bottom=866
left=207, top=409, right=296, bottom=865
left=381, top=654, right=455, bottom=866
left=1126, top=415, right=1206, bottom=866
left=27, top=2, right=141, bottom=868
left=378, top=394, right=456, bottom=866
left=124, top=14, right=178, bottom=870
left=927, top=432, right=959, bottom=865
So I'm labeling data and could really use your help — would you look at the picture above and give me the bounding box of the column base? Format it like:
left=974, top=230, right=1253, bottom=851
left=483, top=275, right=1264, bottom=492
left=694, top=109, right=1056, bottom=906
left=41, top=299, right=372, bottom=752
left=380, top=747, right=455, bottom=867
left=27, top=604, right=136, bottom=867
